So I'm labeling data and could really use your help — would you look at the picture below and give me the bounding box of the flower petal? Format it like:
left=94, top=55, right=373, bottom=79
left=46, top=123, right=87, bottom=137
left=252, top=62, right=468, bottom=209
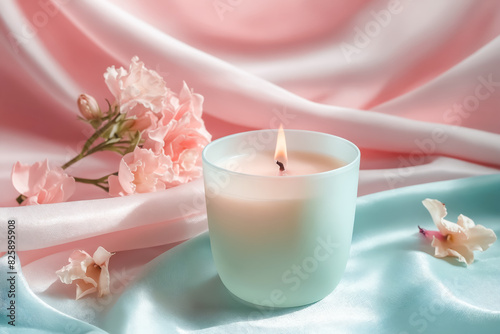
left=12, top=160, right=75, bottom=205
left=56, top=250, right=94, bottom=284
left=58, top=247, right=115, bottom=299
left=463, top=223, right=497, bottom=252
left=457, top=214, right=475, bottom=230
left=422, top=198, right=463, bottom=235
left=93, top=247, right=114, bottom=297
left=93, top=246, right=113, bottom=267
left=11, top=160, right=48, bottom=197
left=431, top=236, right=473, bottom=265
left=421, top=200, right=497, bottom=265
left=98, top=265, right=111, bottom=297
left=108, top=175, right=125, bottom=197
left=76, top=278, right=98, bottom=300
left=446, top=245, right=474, bottom=265
left=430, top=237, right=451, bottom=258
left=11, top=161, right=33, bottom=195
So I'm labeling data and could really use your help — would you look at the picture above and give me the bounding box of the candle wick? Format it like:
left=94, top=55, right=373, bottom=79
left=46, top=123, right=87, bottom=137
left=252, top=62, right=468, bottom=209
left=276, top=160, right=285, bottom=172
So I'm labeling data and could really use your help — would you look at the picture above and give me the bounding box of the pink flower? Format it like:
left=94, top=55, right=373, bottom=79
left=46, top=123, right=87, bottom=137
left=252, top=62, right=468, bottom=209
left=101, top=58, right=211, bottom=195
left=419, top=199, right=497, bottom=265
left=77, top=94, right=101, bottom=120
left=56, top=246, right=114, bottom=300
left=104, top=56, right=169, bottom=131
left=11, top=159, right=75, bottom=205
left=108, top=147, right=174, bottom=196
left=143, top=82, right=211, bottom=186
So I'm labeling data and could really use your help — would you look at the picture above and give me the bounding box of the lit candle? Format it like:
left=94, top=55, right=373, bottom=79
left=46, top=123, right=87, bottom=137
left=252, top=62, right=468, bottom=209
left=220, top=125, right=345, bottom=177
left=202, top=128, right=360, bottom=308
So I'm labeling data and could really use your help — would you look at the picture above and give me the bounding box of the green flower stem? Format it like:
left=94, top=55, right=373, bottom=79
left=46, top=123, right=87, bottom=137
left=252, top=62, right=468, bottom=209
left=16, top=108, right=137, bottom=205
left=74, top=172, right=118, bottom=192
left=86, top=140, right=132, bottom=156
left=61, top=112, right=123, bottom=170
left=81, top=112, right=122, bottom=155
left=61, top=153, right=84, bottom=170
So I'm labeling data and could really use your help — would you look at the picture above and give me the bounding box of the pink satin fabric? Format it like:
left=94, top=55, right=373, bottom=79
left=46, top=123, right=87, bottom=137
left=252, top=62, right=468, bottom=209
left=0, top=0, right=499, bottom=319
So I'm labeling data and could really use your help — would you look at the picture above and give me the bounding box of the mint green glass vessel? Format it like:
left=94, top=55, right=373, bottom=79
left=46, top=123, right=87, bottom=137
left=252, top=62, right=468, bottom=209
left=202, top=129, right=360, bottom=308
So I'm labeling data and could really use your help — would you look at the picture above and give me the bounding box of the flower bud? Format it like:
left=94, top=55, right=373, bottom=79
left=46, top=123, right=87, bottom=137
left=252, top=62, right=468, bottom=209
left=78, top=94, right=101, bottom=120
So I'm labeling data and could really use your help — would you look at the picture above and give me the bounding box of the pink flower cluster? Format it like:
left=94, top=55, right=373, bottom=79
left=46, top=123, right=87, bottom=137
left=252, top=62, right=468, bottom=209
left=105, top=57, right=211, bottom=196
left=11, top=57, right=211, bottom=204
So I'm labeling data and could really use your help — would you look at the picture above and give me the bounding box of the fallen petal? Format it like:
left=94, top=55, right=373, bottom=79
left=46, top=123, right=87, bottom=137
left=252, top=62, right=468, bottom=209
left=420, top=199, right=497, bottom=265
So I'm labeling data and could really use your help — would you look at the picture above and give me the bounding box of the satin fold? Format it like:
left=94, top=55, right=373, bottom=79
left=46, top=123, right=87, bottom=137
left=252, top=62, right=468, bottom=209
left=0, top=1, right=500, bottom=332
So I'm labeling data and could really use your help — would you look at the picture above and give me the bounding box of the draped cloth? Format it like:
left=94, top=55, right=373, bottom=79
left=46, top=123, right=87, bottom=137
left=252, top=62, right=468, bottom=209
left=0, top=0, right=499, bottom=333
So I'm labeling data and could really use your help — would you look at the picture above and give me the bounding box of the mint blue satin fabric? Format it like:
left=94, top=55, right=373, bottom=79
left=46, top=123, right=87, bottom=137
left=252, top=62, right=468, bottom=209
left=2, top=175, right=500, bottom=333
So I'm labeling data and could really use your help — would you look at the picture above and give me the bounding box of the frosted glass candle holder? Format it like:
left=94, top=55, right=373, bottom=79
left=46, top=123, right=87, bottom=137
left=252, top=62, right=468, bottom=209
left=202, top=129, right=360, bottom=308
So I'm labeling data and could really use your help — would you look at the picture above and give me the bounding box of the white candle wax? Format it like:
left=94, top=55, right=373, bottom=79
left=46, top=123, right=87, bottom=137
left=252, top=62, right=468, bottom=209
left=219, top=151, right=345, bottom=176
left=203, top=130, right=360, bottom=308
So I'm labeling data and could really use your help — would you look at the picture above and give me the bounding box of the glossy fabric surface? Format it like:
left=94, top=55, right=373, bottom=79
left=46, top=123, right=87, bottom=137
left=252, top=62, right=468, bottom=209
left=2, top=175, right=499, bottom=333
left=1, top=0, right=500, bottom=332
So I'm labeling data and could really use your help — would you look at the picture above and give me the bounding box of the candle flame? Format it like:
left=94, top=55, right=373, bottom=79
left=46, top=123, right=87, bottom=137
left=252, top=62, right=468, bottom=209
left=274, top=124, right=287, bottom=170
